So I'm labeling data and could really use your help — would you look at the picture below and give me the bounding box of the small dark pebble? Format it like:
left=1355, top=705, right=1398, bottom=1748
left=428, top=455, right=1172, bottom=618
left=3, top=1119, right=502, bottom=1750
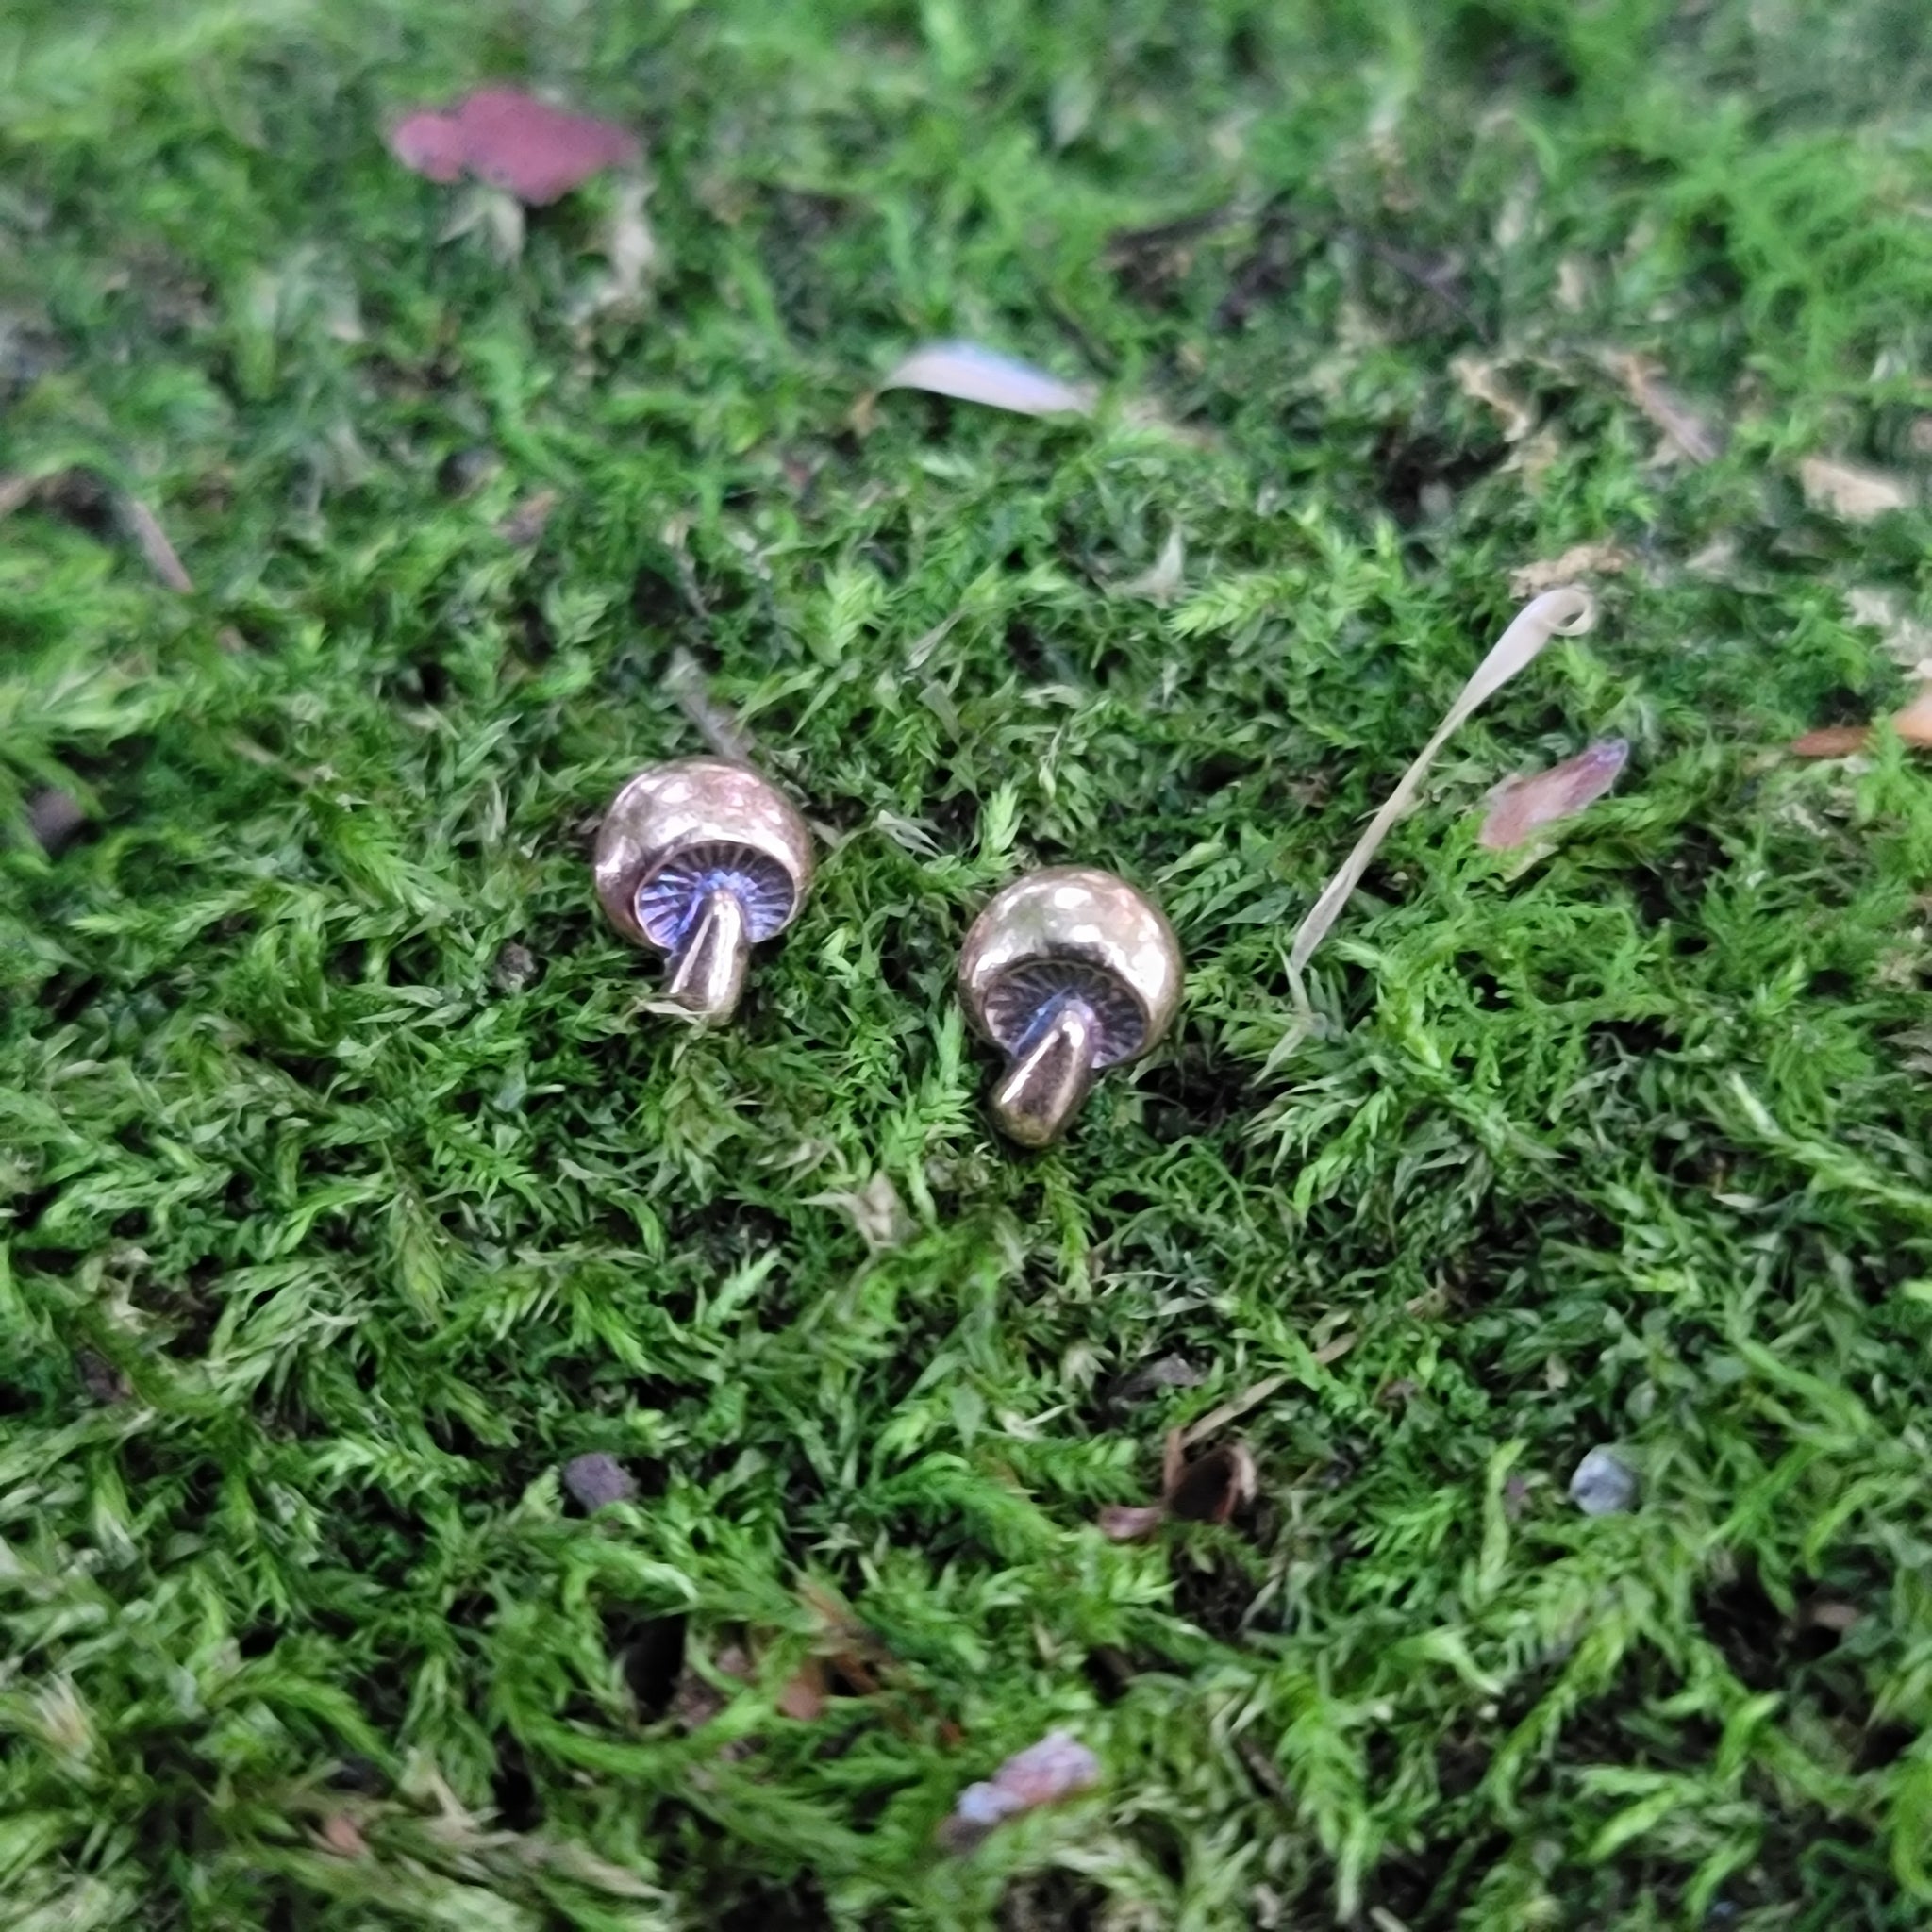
left=562, top=1452, right=637, bottom=1510
left=493, top=941, right=539, bottom=993
left=439, top=446, right=500, bottom=497
left=76, top=1350, right=130, bottom=1404
left=327, top=1754, right=388, bottom=1793
left=27, top=788, right=89, bottom=856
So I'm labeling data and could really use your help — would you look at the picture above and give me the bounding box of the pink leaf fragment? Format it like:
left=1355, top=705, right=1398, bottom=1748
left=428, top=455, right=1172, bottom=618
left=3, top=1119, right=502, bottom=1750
left=941, top=1730, right=1101, bottom=1852
left=880, top=341, right=1095, bottom=417
left=1096, top=1503, right=1168, bottom=1542
left=1477, top=739, right=1629, bottom=851
left=389, top=89, right=640, bottom=205
left=389, top=110, right=469, bottom=183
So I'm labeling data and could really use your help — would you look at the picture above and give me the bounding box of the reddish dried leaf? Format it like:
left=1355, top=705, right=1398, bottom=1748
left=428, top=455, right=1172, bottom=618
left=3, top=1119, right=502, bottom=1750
left=1096, top=1503, right=1167, bottom=1542
left=775, top=1659, right=826, bottom=1722
left=390, top=89, right=640, bottom=205
left=1792, top=683, right=1932, bottom=758
left=1790, top=724, right=1872, bottom=758
left=457, top=90, right=639, bottom=204
left=1478, top=739, right=1629, bottom=850
left=317, top=1813, right=369, bottom=1857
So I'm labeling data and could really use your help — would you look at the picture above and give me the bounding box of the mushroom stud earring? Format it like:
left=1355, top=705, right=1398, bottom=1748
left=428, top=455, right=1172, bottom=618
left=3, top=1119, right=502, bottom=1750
left=593, top=757, right=814, bottom=1025
left=958, top=866, right=1182, bottom=1146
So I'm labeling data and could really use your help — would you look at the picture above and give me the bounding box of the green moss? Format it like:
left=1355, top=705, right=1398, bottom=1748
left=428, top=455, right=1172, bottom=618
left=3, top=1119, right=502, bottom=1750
left=6, top=0, right=1932, bottom=1924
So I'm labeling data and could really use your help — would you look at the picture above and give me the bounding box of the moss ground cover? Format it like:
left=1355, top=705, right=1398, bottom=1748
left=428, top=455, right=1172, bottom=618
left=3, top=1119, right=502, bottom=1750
left=6, top=1, right=1932, bottom=1924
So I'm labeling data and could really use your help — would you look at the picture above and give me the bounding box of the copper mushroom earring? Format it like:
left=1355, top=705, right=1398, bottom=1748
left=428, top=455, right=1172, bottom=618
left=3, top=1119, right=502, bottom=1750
left=957, top=866, right=1183, bottom=1146
left=593, top=757, right=814, bottom=1024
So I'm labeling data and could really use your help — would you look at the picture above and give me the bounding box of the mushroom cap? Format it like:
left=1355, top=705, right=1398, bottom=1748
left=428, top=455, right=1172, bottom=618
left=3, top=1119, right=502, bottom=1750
left=958, top=866, right=1182, bottom=1069
left=593, top=758, right=814, bottom=951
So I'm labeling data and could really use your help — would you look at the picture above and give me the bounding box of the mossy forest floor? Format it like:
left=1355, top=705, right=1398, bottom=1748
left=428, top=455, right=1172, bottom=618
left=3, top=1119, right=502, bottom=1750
left=8, top=2, right=1932, bottom=1925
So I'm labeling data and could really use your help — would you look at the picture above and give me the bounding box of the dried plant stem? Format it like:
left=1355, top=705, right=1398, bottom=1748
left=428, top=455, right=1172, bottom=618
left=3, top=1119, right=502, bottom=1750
left=1288, top=585, right=1597, bottom=984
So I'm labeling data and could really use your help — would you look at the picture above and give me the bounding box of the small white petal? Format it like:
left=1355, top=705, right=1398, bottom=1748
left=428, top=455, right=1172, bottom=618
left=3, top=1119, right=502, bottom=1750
left=880, top=341, right=1095, bottom=417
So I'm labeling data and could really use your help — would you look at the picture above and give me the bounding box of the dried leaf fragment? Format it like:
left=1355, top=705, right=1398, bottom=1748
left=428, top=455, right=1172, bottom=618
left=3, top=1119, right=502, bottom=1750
left=1508, top=541, right=1633, bottom=600
left=812, top=1171, right=913, bottom=1252
left=1096, top=1503, right=1168, bottom=1542
left=1111, top=1354, right=1202, bottom=1403
left=1889, top=687, right=1932, bottom=742
left=492, top=941, right=539, bottom=993
left=1791, top=681, right=1932, bottom=758
left=1846, top=587, right=1932, bottom=676
left=1800, top=456, right=1913, bottom=523
left=1452, top=353, right=1536, bottom=442
left=1477, top=739, right=1629, bottom=850
left=118, top=493, right=193, bottom=592
left=591, top=177, right=658, bottom=308
left=665, top=648, right=757, bottom=765
left=879, top=341, right=1095, bottom=418
left=390, top=89, right=640, bottom=205
left=1604, top=350, right=1723, bottom=464
left=1094, top=1425, right=1257, bottom=1539
left=941, top=1730, right=1101, bottom=1852
left=1790, top=724, right=1874, bottom=758
left=1114, top=525, right=1185, bottom=603
left=1166, top=1440, right=1257, bottom=1524
left=1179, top=1374, right=1288, bottom=1448
left=1801, top=1598, right=1862, bottom=1635
left=775, top=1658, right=826, bottom=1723
left=1288, top=586, right=1597, bottom=981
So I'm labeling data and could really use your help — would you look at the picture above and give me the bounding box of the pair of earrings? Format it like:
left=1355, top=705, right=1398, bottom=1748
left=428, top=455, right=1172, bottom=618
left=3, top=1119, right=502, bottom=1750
left=591, top=757, right=1183, bottom=1146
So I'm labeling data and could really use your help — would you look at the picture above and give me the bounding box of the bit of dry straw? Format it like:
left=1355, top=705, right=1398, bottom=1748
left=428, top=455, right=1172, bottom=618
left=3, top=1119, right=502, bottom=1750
left=1288, top=586, right=1598, bottom=982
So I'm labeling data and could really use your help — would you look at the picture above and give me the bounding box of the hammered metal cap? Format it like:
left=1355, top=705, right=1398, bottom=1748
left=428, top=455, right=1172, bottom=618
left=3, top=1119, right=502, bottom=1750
left=958, top=865, right=1182, bottom=1145
left=593, top=757, right=814, bottom=1024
